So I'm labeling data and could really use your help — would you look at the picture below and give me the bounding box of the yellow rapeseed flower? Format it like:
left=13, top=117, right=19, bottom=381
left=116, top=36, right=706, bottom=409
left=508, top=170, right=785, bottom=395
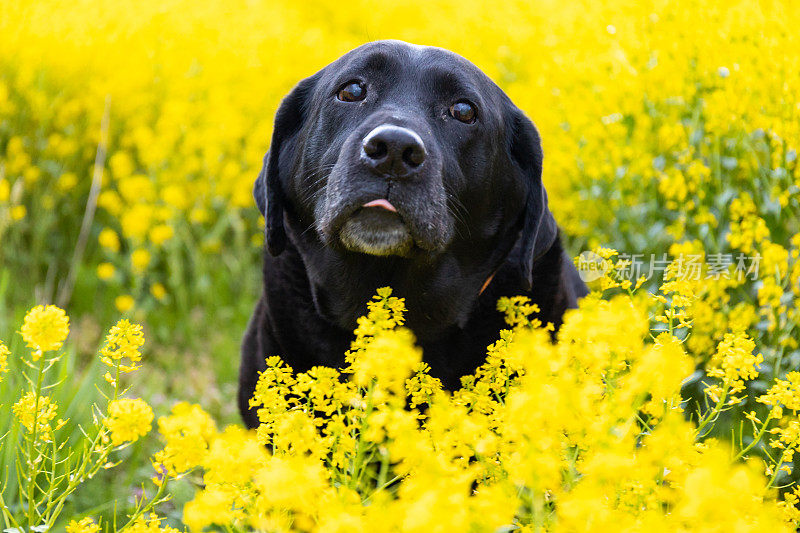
left=150, top=282, right=167, bottom=300
left=0, top=178, right=9, bottom=202
left=707, top=331, right=762, bottom=392
left=154, top=402, right=217, bottom=476
left=56, top=171, right=78, bottom=192
left=19, top=304, right=69, bottom=357
left=12, top=391, right=60, bottom=438
left=0, top=340, right=9, bottom=378
left=149, top=224, right=174, bottom=246
left=99, top=318, right=144, bottom=372
left=351, top=329, right=422, bottom=393
left=98, top=227, right=120, bottom=252
left=97, top=262, right=115, bottom=280
left=115, top=294, right=135, bottom=313
left=131, top=248, right=151, bottom=272
left=66, top=517, right=100, bottom=533
left=10, top=204, right=26, bottom=221
left=104, top=398, right=154, bottom=446
left=183, top=485, right=243, bottom=532
left=126, top=513, right=182, bottom=533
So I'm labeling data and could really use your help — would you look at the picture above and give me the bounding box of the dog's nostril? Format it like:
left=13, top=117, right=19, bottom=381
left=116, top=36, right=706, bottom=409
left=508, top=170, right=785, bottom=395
left=402, top=146, right=424, bottom=167
left=362, top=125, right=426, bottom=175
left=363, top=138, right=388, bottom=160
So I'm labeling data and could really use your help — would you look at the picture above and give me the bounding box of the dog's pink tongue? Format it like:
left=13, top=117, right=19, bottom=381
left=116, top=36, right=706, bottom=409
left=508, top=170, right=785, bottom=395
left=363, top=199, right=397, bottom=212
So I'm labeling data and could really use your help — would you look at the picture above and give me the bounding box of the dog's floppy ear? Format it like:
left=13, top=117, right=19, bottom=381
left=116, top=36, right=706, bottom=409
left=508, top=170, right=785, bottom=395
left=506, top=104, right=558, bottom=291
left=254, top=74, right=319, bottom=256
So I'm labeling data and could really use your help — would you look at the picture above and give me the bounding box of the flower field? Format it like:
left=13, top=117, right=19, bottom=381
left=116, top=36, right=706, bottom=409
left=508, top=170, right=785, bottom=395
left=0, top=0, right=799, bottom=531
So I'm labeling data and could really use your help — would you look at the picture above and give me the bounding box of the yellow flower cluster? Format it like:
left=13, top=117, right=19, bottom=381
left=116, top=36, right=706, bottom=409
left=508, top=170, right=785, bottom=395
left=0, top=341, right=8, bottom=377
left=164, top=286, right=796, bottom=531
left=1, top=0, right=796, bottom=330
left=126, top=514, right=182, bottom=533
left=19, top=304, right=69, bottom=357
left=12, top=391, right=62, bottom=440
left=346, top=290, right=421, bottom=393
left=66, top=517, right=100, bottom=533
left=705, top=331, right=763, bottom=400
left=727, top=194, right=771, bottom=255
left=100, top=318, right=145, bottom=384
left=761, top=372, right=800, bottom=416
left=1, top=307, right=165, bottom=531
left=0, top=0, right=799, bottom=529
left=104, top=398, right=154, bottom=446
left=153, top=402, right=218, bottom=477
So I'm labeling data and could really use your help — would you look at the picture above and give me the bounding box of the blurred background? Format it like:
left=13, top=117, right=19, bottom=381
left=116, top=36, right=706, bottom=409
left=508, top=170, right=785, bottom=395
left=0, top=0, right=798, bottom=524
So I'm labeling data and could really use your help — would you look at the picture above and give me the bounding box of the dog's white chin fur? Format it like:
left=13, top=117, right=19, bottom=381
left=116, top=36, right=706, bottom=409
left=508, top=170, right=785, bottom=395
left=339, top=210, right=413, bottom=256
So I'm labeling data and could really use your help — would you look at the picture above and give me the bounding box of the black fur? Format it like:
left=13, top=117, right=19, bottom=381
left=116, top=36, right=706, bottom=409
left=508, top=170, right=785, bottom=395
left=240, top=41, right=588, bottom=428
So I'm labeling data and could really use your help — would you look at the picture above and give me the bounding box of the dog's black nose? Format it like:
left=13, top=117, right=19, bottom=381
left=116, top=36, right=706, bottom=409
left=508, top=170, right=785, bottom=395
left=361, top=125, right=426, bottom=177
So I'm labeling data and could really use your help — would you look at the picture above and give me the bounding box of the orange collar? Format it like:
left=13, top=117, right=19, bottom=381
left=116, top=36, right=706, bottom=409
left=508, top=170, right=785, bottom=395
left=479, top=273, right=495, bottom=295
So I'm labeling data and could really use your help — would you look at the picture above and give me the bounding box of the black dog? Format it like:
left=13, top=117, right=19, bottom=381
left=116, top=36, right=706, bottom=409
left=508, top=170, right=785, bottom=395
left=240, top=40, right=587, bottom=428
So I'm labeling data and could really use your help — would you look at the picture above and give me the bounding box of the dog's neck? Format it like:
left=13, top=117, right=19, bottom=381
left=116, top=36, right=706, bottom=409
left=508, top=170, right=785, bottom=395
left=271, top=218, right=546, bottom=341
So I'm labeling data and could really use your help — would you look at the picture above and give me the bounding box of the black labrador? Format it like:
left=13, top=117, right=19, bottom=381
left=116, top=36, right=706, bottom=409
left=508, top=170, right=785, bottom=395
left=240, top=40, right=587, bottom=428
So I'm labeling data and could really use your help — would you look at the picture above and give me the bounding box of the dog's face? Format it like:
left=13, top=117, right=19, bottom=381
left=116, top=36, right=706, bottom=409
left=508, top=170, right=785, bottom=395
left=256, top=40, right=557, bottom=291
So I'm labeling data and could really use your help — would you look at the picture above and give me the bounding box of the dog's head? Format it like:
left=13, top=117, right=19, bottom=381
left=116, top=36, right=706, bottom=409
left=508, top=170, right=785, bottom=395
left=254, top=40, right=556, bottom=290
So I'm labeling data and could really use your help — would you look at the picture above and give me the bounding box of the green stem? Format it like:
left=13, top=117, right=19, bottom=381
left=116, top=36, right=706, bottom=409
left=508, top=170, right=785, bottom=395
left=733, top=415, right=772, bottom=461
left=42, top=425, right=107, bottom=523
left=113, top=360, right=121, bottom=401
left=668, top=300, right=675, bottom=337
left=696, top=380, right=730, bottom=436
left=349, top=382, right=375, bottom=490
left=0, top=491, right=22, bottom=531
left=766, top=448, right=791, bottom=490
left=374, top=451, right=389, bottom=492
left=366, top=474, right=403, bottom=502
left=26, top=352, right=47, bottom=528
left=117, top=476, right=170, bottom=531
left=772, top=344, right=786, bottom=383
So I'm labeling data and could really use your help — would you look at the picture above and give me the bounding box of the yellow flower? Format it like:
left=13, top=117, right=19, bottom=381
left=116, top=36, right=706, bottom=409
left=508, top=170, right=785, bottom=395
left=0, top=341, right=8, bottom=378
left=154, top=402, right=218, bottom=476
left=97, top=262, right=116, bottom=280
left=149, top=224, right=174, bottom=245
left=202, top=425, right=268, bottom=486
left=115, top=294, right=135, bottom=313
left=19, top=304, right=69, bottom=355
left=759, top=372, right=800, bottom=414
left=253, top=455, right=330, bottom=515
left=335, top=287, right=423, bottom=396
left=66, top=517, right=100, bottom=533
left=150, top=282, right=167, bottom=300
left=104, top=398, right=154, bottom=446
left=183, top=485, right=243, bottom=532
left=351, top=329, right=422, bottom=393
left=126, top=513, right=181, bottom=533
left=131, top=248, right=151, bottom=272
left=10, top=204, right=26, bottom=220
left=109, top=151, right=135, bottom=180
left=98, top=227, right=121, bottom=252
left=97, top=191, right=123, bottom=217
left=99, top=318, right=144, bottom=372
left=726, top=193, right=770, bottom=254
left=56, top=171, right=78, bottom=192
left=121, top=204, right=154, bottom=240
left=707, top=331, right=762, bottom=390
left=12, top=391, right=60, bottom=438
left=0, top=178, right=9, bottom=202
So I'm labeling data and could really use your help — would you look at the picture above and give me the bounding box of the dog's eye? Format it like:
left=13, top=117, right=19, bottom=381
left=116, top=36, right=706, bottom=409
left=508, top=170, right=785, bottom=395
left=449, top=100, right=476, bottom=123
left=337, top=81, right=367, bottom=102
